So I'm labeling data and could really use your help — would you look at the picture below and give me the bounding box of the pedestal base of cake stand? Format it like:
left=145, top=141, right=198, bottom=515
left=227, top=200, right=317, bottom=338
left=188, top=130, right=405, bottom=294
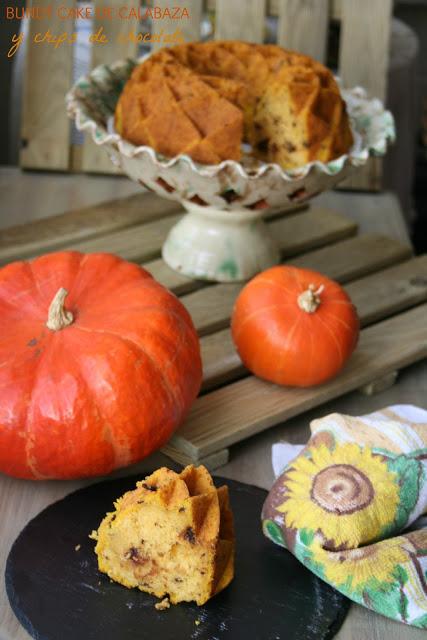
left=162, top=202, right=280, bottom=282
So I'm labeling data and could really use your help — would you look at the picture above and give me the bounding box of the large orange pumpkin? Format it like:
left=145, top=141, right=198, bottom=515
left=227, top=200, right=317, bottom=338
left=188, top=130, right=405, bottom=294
left=0, top=251, right=202, bottom=480
left=231, top=266, right=359, bottom=387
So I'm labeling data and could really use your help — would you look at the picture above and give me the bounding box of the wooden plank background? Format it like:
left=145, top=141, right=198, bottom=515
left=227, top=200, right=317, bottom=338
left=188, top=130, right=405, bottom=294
left=277, top=0, right=329, bottom=62
left=215, top=0, right=266, bottom=42
left=20, top=0, right=76, bottom=170
left=2, top=206, right=356, bottom=266
left=0, top=193, right=180, bottom=265
left=337, top=0, right=393, bottom=190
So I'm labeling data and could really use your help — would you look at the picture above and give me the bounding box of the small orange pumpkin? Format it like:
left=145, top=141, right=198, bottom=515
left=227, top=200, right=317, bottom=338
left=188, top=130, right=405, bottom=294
left=0, top=251, right=202, bottom=480
left=231, top=266, right=359, bottom=387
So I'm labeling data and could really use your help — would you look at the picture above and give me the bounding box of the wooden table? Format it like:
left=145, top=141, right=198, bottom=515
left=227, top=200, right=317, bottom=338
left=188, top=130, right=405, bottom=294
left=0, top=168, right=426, bottom=640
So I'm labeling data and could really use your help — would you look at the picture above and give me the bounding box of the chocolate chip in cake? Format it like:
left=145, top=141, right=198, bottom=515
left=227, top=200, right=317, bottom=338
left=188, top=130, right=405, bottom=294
left=256, top=139, right=269, bottom=153
left=183, top=527, right=196, bottom=544
left=141, top=483, right=158, bottom=492
left=283, top=141, right=296, bottom=153
left=124, top=547, right=141, bottom=561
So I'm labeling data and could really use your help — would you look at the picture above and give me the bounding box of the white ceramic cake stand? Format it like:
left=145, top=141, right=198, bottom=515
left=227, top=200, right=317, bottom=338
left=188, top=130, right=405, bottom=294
left=66, top=57, right=395, bottom=282
left=161, top=202, right=280, bottom=281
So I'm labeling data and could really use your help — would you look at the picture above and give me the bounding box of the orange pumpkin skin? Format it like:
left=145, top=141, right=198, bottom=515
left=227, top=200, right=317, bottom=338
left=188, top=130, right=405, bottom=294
left=0, top=251, right=202, bottom=480
left=231, top=266, right=359, bottom=387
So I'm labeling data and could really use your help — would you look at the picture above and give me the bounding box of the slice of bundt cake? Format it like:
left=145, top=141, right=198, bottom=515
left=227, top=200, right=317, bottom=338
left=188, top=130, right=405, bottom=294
left=249, top=64, right=354, bottom=167
left=93, top=465, right=235, bottom=605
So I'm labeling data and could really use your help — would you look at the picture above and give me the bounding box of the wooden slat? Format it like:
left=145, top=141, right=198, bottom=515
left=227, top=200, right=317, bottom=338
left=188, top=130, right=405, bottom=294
left=143, top=258, right=207, bottom=296
left=269, top=0, right=341, bottom=20
left=331, top=0, right=341, bottom=20
left=201, top=329, right=240, bottom=389
left=0, top=202, right=342, bottom=270
left=159, top=444, right=230, bottom=470
left=215, top=0, right=266, bottom=42
left=79, top=0, right=140, bottom=174
left=339, top=0, right=392, bottom=101
left=200, top=255, right=427, bottom=390
left=42, top=205, right=354, bottom=269
left=344, top=255, right=427, bottom=326
left=164, top=303, right=427, bottom=460
left=0, top=196, right=288, bottom=268
left=67, top=214, right=183, bottom=262
left=291, top=234, right=412, bottom=282
left=20, top=0, right=75, bottom=170
left=338, top=0, right=392, bottom=191
left=151, top=0, right=202, bottom=51
left=183, top=283, right=241, bottom=335
left=339, top=160, right=384, bottom=193
left=268, top=207, right=357, bottom=256
left=276, top=0, right=329, bottom=63
left=0, top=194, right=181, bottom=265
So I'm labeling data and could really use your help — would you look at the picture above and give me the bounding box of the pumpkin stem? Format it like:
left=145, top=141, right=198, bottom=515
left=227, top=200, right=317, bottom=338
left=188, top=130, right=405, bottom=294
left=297, top=284, right=324, bottom=313
left=46, top=288, right=74, bottom=331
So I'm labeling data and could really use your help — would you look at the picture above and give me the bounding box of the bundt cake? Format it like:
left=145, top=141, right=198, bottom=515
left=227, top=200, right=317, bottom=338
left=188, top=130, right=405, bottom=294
left=93, top=465, right=235, bottom=605
left=115, top=41, right=353, bottom=169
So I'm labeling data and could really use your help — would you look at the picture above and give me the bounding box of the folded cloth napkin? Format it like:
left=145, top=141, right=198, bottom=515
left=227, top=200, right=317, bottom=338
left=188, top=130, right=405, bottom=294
left=262, top=405, right=427, bottom=629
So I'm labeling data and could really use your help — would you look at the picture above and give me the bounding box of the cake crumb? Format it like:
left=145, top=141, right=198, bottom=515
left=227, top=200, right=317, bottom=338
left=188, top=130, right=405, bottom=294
left=75, top=544, right=81, bottom=551
left=195, top=619, right=201, bottom=626
left=155, top=597, right=170, bottom=611
left=89, top=530, right=98, bottom=541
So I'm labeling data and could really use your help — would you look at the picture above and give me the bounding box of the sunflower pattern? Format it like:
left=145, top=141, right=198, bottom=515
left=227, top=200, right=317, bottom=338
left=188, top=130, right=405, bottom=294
left=278, top=443, right=401, bottom=549
left=262, top=407, right=427, bottom=628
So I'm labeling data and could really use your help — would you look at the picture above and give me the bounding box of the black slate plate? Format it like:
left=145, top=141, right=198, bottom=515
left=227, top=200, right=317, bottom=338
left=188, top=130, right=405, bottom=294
left=5, top=474, right=349, bottom=640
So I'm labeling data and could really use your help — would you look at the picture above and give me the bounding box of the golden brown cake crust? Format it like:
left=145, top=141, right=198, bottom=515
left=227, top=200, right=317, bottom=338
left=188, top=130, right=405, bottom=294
left=93, top=465, right=235, bottom=606
left=115, top=41, right=353, bottom=169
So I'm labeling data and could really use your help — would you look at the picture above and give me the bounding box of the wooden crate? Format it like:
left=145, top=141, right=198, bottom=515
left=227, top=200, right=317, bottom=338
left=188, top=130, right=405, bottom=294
left=20, top=0, right=392, bottom=189
left=2, top=194, right=426, bottom=469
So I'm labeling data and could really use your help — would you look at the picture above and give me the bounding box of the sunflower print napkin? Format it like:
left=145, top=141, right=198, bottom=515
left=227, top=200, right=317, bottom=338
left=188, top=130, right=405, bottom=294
left=262, top=405, right=427, bottom=628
